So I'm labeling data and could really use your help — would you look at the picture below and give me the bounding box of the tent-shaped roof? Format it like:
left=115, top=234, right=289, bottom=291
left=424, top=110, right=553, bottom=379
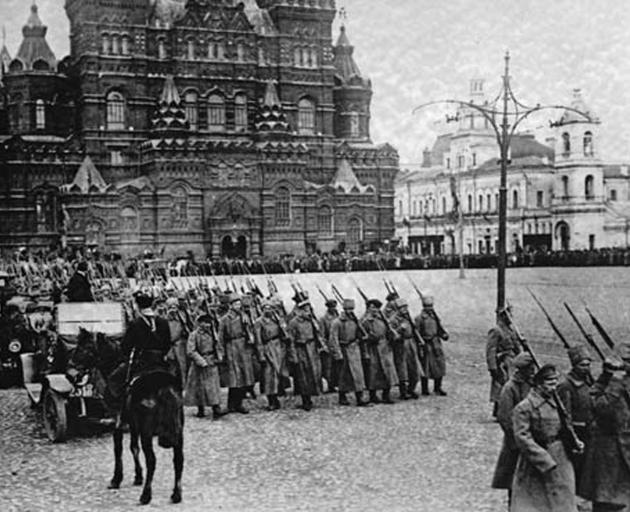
left=13, top=3, right=56, bottom=72
left=331, top=159, right=372, bottom=193
left=61, top=156, right=110, bottom=194
left=333, top=25, right=370, bottom=88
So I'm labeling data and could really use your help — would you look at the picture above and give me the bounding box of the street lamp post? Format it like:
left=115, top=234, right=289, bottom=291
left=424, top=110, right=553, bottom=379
left=413, top=51, right=591, bottom=314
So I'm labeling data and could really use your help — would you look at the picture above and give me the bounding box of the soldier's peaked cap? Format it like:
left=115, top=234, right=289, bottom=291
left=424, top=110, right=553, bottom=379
left=367, top=298, right=383, bottom=308
left=325, top=299, right=338, bottom=307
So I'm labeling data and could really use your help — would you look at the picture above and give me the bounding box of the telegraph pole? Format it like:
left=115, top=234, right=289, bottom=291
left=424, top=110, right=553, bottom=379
left=413, top=52, right=591, bottom=314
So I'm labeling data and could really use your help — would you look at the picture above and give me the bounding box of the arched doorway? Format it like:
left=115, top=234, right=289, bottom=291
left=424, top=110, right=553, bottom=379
left=555, top=221, right=570, bottom=251
left=235, top=235, right=247, bottom=259
left=221, top=236, right=234, bottom=258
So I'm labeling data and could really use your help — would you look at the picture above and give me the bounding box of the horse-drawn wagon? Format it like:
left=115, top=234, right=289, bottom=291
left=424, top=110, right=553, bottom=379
left=21, top=301, right=125, bottom=442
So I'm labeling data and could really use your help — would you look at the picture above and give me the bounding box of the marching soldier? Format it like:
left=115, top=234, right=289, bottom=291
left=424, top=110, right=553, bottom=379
left=579, top=343, right=630, bottom=512
left=287, top=298, right=322, bottom=411
left=486, top=306, right=521, bottom=418
left=511, top=363, right=578, bottom=512
left=362, top=298, right=398, bottom=404
left=330, top=299, right=370, bottom=407
left=556, top=344, right=594, bottom=489
left=490, top=352, right=535, bottom=507
left=319, top=298, right=342, bottom=393
left=218, top=294, right=256, bottom=414
left=254, top=299, right=289, bottom=410
left=415, top=295, right=449, bottom=396
left=383, top=291, right=399, bottom=318
left=184, top=314, right=226, bottom=420
left=391, top=298, right=424, bottom=400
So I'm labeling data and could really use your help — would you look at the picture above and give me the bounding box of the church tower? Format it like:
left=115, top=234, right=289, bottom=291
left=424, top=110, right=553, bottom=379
left=551, top=89, right=605, bottom=250
left=332, top=24, right=372, bottom=141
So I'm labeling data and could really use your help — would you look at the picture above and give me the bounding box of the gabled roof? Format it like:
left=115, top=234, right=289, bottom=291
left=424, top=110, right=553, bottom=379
left=61, top=156, right=110, bottom=194
left=331, top=159, right=373, bottom=193
left=13, top=3, right=56, bottom=72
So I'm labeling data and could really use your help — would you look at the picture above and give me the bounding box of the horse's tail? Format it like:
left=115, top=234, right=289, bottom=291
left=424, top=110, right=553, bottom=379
left=156, top=386, right=183, bottom=449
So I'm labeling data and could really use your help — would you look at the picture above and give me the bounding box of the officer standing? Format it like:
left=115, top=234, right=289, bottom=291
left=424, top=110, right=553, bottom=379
left=218, top=294, right=256, bottom=414
left=319, top=299, right=341, bottom=393
left=331, top=299, right=370, bottom=407
left=415, top=295, right=449, bottom=396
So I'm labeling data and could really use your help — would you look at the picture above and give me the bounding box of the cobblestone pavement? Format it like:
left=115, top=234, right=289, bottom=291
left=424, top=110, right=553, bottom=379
left=2, top=267, right=622, bottom=511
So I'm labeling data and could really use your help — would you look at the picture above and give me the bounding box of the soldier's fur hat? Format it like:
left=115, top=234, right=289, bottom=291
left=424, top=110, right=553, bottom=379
left=567, top=345, right=591, bottom=366
left=395, top=298, right=408, bottom=309
left=422, top=295, right=434, bottom=307
left=386, top=292, right=399, bottom=301
left=367, top=299, right=382, bottom=309
left=197, top=314, right=213, bottom=324
left=342, top=298, right=355, bottom=310
left=325, top=299, right=338, bottom=308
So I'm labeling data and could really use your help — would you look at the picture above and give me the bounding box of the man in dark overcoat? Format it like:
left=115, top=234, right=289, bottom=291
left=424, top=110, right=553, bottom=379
left=415, top=295, right=449, bottom=396
left=319, top=299, right=341, bottom=393
left=391, top=298, right=424, bottom=400
left=579, top=342, right=630, bottom=512
left=65, top=261, right=94, bottom=302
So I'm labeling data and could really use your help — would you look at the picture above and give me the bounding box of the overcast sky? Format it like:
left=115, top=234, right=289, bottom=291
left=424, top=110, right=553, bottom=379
left=4, top=0, right=630, bottom=164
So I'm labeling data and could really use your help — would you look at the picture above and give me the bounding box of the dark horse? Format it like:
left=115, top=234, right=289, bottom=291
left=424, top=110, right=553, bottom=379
left=87, top=334, right=185, bottom=505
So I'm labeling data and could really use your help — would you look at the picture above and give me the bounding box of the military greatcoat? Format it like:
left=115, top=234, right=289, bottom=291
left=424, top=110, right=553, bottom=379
left=184, top=327, right=222, bottom=407
left=415, top=309, right=448, bottom=379
left=579, top=372, right=630, bottom=509
left=218, top=311, right=256, bottom=389
left=486, top=323, right=521, bottom=403
left=491, top=373, right=530, bottom=489
left=287, top=315, right=321, bottom=397
left=361, top=314, right=398, bottom=390
left=331, top=313, right=366, bottom=393
left=254, top=314, right=288, bottom=395
left=510, top=388, right=576, bottom=512
left=391, top=313, right=424, bottom=385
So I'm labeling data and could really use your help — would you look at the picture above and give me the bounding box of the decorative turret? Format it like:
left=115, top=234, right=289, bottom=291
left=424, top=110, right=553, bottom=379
left=9, top=2, right=57, bottom=73
left=255, top=80, right=289, bottom=134
left=332, top=23, right=372, bottom=140
left=151, top=75, right=190, bottom=136
left=0, top=27, right=11, bottom=78
left=553, top=89, right=600, bottom=165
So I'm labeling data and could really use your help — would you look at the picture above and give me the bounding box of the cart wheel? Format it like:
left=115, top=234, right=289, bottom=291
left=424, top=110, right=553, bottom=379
left=43, top=389, right=67, bottom=443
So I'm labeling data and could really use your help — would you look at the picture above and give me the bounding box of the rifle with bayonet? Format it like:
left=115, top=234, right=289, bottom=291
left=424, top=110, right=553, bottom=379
left=563, top=302, right=606, bottom=361
left=331, top=284, right=368, bottom=340
left=353, top=281, right=398, bottom=342
left=504, top=307, right=584, bottom=454
left=528, top=288, right=572, bottom=350
left=408, top=278, right=448, bottom=338
left=583, top=303, right=615, bottom=350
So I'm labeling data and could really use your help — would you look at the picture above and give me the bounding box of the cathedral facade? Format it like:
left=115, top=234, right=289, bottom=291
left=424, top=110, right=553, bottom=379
left=0, top=0, right=398, bottom=258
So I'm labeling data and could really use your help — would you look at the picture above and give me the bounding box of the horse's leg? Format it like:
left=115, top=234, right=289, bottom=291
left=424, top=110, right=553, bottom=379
left=130, top=428, right=143, bottom=486
left=139, top=432, right=155, bottom=505
left=170, top=435, right=184, bottom=504
left=108, top=427, right=124, bottom=489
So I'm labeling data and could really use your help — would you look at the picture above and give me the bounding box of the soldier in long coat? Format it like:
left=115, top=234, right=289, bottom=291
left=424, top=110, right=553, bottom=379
left=487, top=307, right=521, bottom=417
left=254, top=300, right=289, bottom=410
left=362, top=298, right=398, bottom=404
left=319, top=299, right=342, bottom=393
left=579, top=342, right=630, bottom=512
left=491, top=353, right=535, bottom=505
left=287, top=300, right=322, bottom=411
left=557, top=344, right=594, bottom=490
left=184, top=314, right=226, bottom=419
left=165, top=298, right=188, bottom=390
left=330, top=299, right=369, bottom=406
left=415, top=295, right=449, bottom=396
left=391, top=298, right=424, bottom=400
left=511, top=364, right=577, bottom=512
left=218, top=294, right=256, bottom=414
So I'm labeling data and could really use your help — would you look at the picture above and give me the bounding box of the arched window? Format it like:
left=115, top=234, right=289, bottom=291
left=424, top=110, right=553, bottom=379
left=585, top=175, right=594, bottom=199
left=610, top=189, right=618, bottom=201
left=562, top=132, right=571, bottom=156
left=297, top=98, right=315, bottom=134
left=412, top=201, right=417, bottom=217
left=120, top=206, right=138, bottom=231
left=478, top=194, right=483, bottom=212
left=294, top=48, right=302, bottom=67
left=495, top=193, right=499, bottom=211
left=32, top=59, right=50, bottom=71
left=158, top=39, right=167, bottom=59
left=302, top=48, right=310, bottom=67
left=187, top=39, right=195, bottom=60
left=35, top=99, right=45, bottom=130
left=102, top=34, right=111, bottom=54
left=562, top=176, right=569, bottom=197
left=583, top=131, right=594, bottom=157
left=121, top=35, right=130, bottom=55
left=275, top=187, right=290, bottom=226
left=9, top=59, right=23, bottom=72
left=184, top=91, right=198, bottom=130
left=512, top=190, right=519, bottom=209
left=171, top=188, right=188, bottom=227
left=348, top=218, right=362, bottom=249
left=207, top=94, right=225, bottom=131
left=318, top=206, right=332, bottom=235
left=467, top=194, right=472, bottom=212
left=112, top=35, right=121, bottom=55
left=441, top=196, right=446, bottom=214
left=234, top=94, right=248, bottom=131
left=236, top=43, right=245, bottom=61
left=310, top=48, right=318, bottom=67
left=349, top=112, right=360, bottom=137
left=208, top=42, right=217, bottom=59
left=486, top=193, right=491, bottom=211
left=106, top=91, right=125, bottom=130
left=217, top=42, right=226, bottom=59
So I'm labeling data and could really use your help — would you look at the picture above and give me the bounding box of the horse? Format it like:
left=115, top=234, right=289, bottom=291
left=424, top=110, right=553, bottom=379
left=106, top=361, right=184, bottom=505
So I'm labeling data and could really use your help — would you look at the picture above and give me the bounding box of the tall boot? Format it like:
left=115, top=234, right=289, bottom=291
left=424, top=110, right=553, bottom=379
left=338, top=391, right=350, bottom=405
left=355, top=391, right=371, bottom=407
left=434, top=378, right=447, bottom=396
left=227, top=388, right=237, bottom=412
left=407, top=381, right=419, bottom=399
left=421, top=377, right=430, bottom=396
left=212, top=405, right=227, bottom=420
left=399, top=382, right=408, bottom=400
left=382, top=388, right=394, bottom=404
left=196, top=405, right=206, bottom=418
left=266, top=394, right=280, bottom=411
left=301, top=394, right=313, bottom=411
left=233, top=388, right=249, bottom=414
left=369, top=390, right=380, bottom=404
